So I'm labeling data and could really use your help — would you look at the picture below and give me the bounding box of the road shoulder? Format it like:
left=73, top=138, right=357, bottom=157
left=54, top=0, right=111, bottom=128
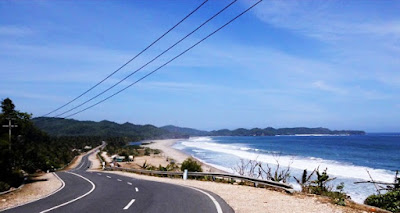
left=0, top=172, right=63, bottom=211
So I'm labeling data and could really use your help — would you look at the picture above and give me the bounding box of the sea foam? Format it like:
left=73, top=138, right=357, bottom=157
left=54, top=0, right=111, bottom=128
left=179, top=137, right=393, bottom=182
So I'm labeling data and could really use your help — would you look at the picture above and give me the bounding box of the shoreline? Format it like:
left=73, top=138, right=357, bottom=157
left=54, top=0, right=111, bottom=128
left=142, top=139, right=227, bottom=173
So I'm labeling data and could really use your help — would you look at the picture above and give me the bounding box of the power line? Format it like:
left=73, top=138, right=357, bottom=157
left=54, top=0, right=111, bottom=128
left=41, top=0, right=209, bottom=117
left=53, top=0, right=237, bottom=118
left=64, top=0, right=263, bottom=119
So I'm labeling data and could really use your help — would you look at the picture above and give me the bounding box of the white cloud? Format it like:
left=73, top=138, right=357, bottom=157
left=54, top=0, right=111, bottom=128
left=0, top=26, right=33, bottom=37
left=251, top=1, right=400, bottom=42
left=312, top=80, right=347, bottom=95
left=0, top=90, right=66, bottom=102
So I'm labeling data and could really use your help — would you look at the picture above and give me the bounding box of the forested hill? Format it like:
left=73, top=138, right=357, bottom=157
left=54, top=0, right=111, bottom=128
left=209, top=127, right=365, bottom=136
left=160, top=125, right=209, bottom=136
left=32, top=117, right=185, bottom=140
left=33, top=118, right=365, bottom=138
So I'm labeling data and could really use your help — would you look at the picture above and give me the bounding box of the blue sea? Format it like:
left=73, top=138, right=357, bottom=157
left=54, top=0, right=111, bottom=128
left=173, top=133, right=400, bottom=203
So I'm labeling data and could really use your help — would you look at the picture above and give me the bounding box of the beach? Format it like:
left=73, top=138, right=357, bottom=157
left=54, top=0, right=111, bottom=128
left=102, top=139, right=373, bottom=213
left=128, top=139, right=225, bottom=172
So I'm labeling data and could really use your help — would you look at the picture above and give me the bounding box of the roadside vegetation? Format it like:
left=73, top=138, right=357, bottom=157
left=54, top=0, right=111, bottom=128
left=103, top=141, right=161, bottom=162
left=232, top=158, right=400, bottom=212
left=361, top=170, right=400, bottom=212
left=0, top=98, right=103, bottom=192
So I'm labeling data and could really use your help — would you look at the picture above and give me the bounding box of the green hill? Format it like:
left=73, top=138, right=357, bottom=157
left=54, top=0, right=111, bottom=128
left=32, top=117, right=184, bottom=140
left=160, top=125, right=208, bottom=136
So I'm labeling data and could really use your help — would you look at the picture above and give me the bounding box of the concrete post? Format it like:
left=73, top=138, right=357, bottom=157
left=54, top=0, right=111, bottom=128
left=183, top=169, right=188, bottom=180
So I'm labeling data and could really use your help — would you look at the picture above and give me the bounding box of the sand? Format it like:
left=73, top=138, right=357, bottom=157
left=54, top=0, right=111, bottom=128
left=88, top=151, right=102, bottom=171
left=0, top=172, right=62, bottom=211
left=98, top=139, right=373, bottom=213
left=142, top=139, right=224, bottom=172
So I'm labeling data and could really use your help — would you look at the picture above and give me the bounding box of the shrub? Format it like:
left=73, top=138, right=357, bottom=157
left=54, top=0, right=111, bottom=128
left=295, top=168, right=347, bottom=206
left=294, top=169, right=315, bottom=193
left=365, top=191, right=400, bottom=213
left=144, top=148, right=151, bottom=156
left=181, top=158, right=202, bottom=172
left=310, top=167, right=336, bottom=194
left=0, top=181, right=10, bottom=192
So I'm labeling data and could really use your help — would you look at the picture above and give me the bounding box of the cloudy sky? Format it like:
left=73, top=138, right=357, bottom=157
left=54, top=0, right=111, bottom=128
left=1, top=0, right=399, bottom=132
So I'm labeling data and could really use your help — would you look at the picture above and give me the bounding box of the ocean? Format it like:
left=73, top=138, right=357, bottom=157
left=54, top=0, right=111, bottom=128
left=173, top=133, right=400, bottom=203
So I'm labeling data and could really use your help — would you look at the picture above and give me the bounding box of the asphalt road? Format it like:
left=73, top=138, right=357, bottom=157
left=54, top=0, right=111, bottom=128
left=2, top=149, right=234, bottom=213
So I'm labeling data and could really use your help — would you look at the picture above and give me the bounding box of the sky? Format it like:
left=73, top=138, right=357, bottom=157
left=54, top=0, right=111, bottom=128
left=1, top=0, right=399, bottom=132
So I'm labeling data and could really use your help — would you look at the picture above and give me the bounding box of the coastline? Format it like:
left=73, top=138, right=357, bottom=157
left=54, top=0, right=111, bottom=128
left=142, top=139, right=226, bottom=173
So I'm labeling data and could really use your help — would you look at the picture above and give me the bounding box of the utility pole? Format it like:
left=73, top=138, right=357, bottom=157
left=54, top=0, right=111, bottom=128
left=2, top=118, right=17, bottom=150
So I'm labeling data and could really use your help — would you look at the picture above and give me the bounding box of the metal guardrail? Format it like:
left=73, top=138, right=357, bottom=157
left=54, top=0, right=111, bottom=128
left=105, top=166, right=294, bottom=193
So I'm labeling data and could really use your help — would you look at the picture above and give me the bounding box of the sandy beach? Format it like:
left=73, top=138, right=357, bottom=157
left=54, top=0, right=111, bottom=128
left=142, top=139, right=224, bottom=172
left=102, top=139, right=380, bottom=213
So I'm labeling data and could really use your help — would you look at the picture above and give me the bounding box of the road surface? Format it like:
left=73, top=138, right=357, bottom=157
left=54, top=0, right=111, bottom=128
left=2, top=149, right=233, bottom=213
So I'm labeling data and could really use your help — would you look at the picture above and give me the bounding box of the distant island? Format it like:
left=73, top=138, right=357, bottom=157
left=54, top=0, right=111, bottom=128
left=33, top=117, right=365, bottom=139
left=162, top=125, right=365, bottom=137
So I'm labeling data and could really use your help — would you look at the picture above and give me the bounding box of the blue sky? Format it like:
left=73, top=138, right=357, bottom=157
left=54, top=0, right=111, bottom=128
left=1, top=0, right=399, bottom=132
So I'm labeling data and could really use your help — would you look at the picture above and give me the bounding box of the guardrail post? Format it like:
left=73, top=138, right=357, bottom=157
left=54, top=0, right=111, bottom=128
left=183, top=169, right=188, bottom=180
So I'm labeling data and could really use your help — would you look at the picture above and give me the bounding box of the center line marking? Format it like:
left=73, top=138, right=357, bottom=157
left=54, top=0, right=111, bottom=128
left=127, top=182, right=132, bottom=185
left=97, top=173, right=101, bottom=175
left=107, top=176, right=111, bottom=178
left=135, top=187, right=139, bottom=192
left=123, top=199, right=135, bottom=210
left=117, top=179, right=122, bottom=181
left=40, top=172, right=96, bottom=213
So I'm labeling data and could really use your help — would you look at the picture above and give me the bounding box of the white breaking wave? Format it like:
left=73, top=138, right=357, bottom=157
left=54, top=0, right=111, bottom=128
left=179, top=137, right=394, bottom=183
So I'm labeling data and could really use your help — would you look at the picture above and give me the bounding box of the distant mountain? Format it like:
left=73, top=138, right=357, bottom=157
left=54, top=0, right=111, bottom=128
left=210, top=127, right=365, bottom=136
left=161, top=125, right=209, bottom=136
left=32, top=117, right=185, bottom=140
left=33, top=118, right=365, bottom=139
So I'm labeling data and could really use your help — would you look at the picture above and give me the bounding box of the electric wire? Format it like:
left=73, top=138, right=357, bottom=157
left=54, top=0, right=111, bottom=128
left=53, top=0, right=237, bottom=118
left=40, top=0, right=209, bottom=117
left=63, top=0, right=263, bottom=118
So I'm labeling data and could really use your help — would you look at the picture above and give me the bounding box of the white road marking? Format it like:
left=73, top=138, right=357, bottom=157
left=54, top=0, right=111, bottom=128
left=40, top=172, right=96, bottom=213
left=123, top=199, right=135, bottom=210
left=107, top=176, right=111, bottom=178
left=75, top=161, right=85, bottom=170
left=0, top=173, right=66, bottom=212
left=135, top=187, right=139, bottom=192
left=117, top=179, right=122, bottom=182
left=97, top=173, right=102, bottom=175
left=127, top=182, right=132, bottom=185
left=185, top=186, right=223, bottom=213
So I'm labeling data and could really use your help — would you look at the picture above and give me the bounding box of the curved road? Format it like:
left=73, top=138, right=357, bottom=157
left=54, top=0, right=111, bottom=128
left=2, top=149, right=233, bottom=213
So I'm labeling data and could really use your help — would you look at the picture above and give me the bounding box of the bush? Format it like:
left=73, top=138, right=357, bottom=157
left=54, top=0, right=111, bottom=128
left=0, top=181, right=10, bottom=192
left=365, top=191, right=400, bottom=213
left=181, top=158, right=202, bottom=172
left=144, top=148, right=151, bottom=156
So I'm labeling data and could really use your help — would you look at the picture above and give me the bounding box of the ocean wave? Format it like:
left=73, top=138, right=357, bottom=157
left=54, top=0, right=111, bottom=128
left=180, top=137, right=394, bottom=182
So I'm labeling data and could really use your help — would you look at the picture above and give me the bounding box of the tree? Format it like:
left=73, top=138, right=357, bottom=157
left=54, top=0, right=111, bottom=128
left=1, top=98, right=15, bottom=116
left=181, top=158, right=202, bottom=172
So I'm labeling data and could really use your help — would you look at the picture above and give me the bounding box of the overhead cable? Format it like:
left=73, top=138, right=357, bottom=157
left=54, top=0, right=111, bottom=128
left=41, top=0, right=209, bottom=117
left=54, top=0, right=237, bottom=118
left=63, top=0, right=263, bottom=118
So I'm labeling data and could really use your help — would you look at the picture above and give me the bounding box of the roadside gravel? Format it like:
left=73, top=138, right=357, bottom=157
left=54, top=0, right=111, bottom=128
left=0, top=173, right=62, bottom=211
left=104, top=170, right=364, bottom=213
